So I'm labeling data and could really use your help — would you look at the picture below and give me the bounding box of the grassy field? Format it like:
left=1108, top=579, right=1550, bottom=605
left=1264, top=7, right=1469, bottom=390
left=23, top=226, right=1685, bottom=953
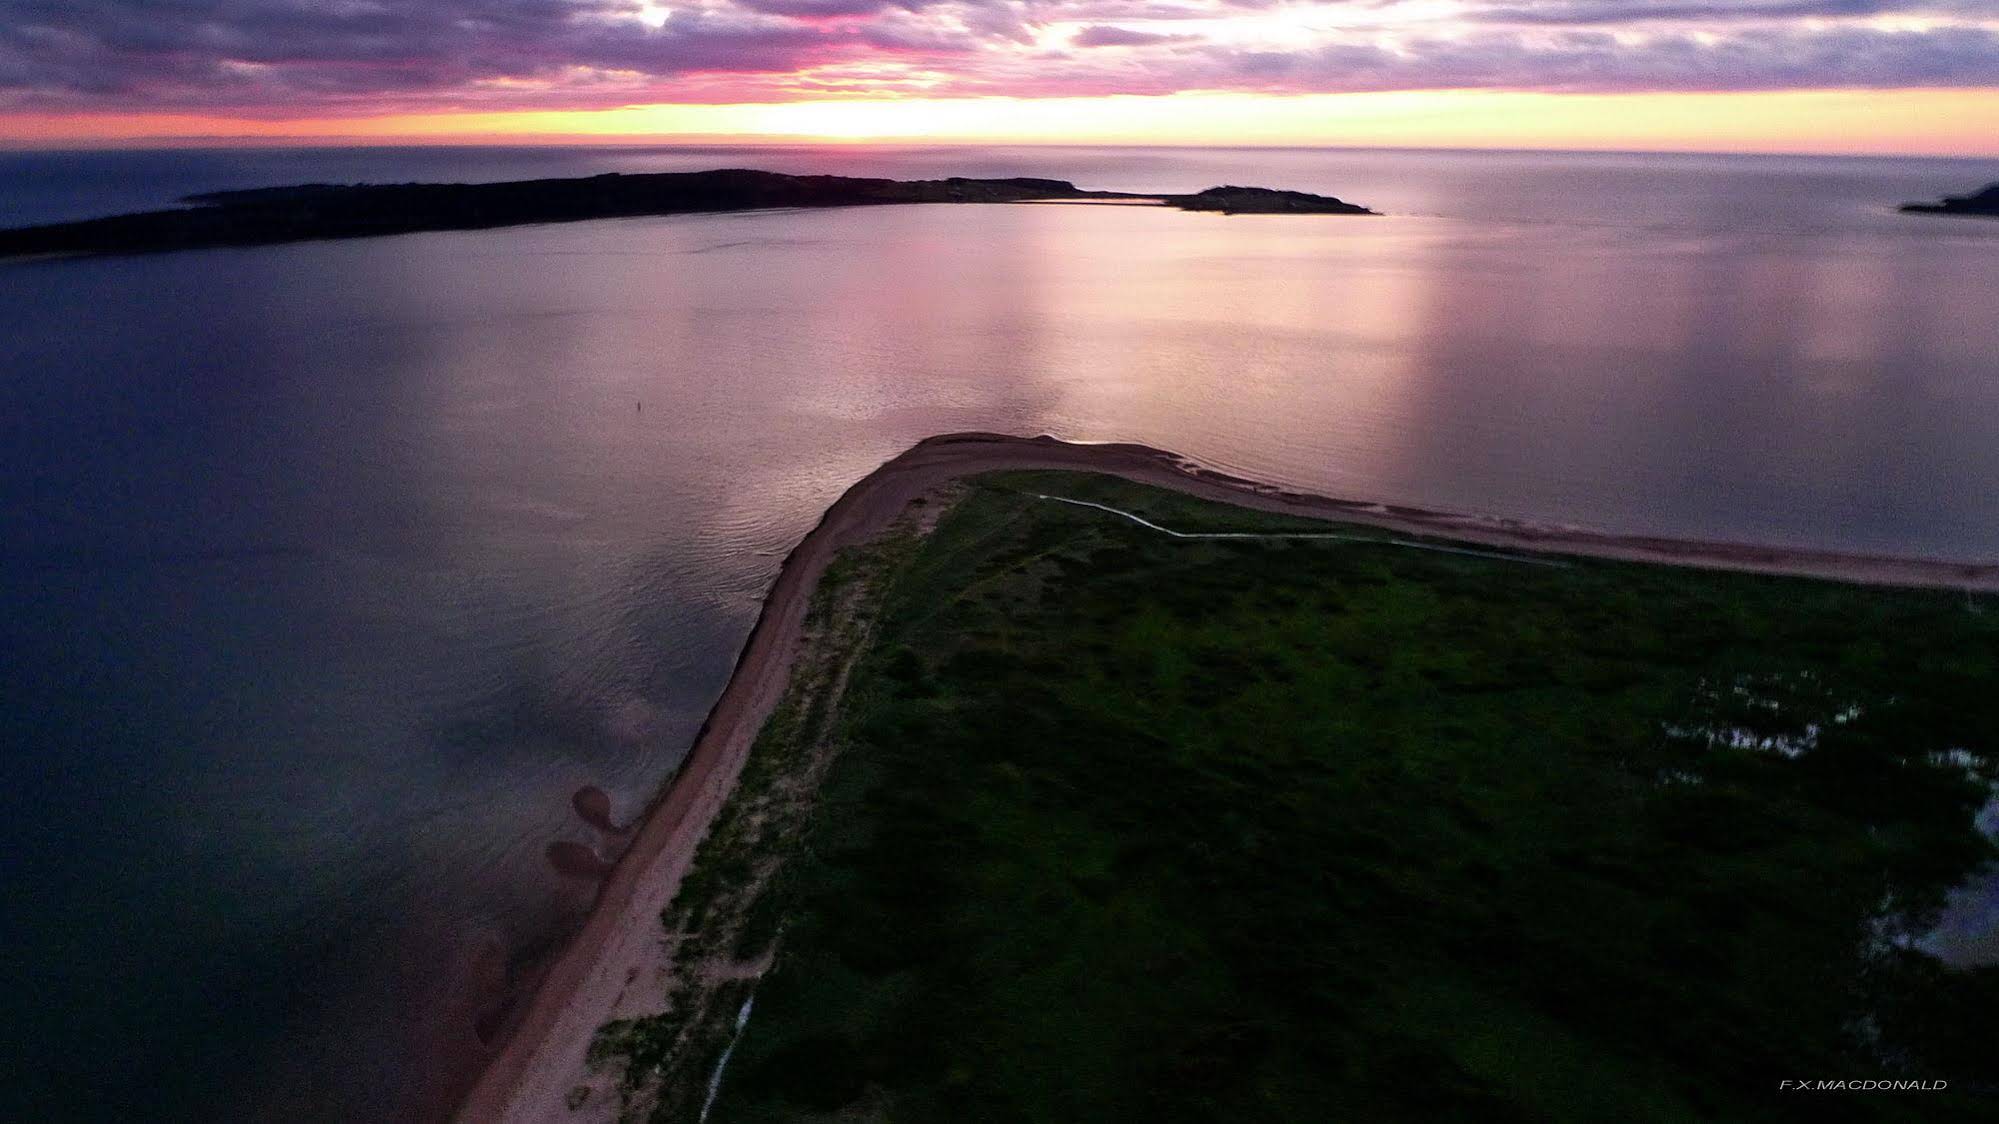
left=668, top=472, right=1998, bottom=1123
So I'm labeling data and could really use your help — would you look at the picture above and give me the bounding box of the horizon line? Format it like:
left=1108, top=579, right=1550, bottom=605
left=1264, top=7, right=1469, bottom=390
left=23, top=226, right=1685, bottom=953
left=4, top=136, right=1996, bottom=163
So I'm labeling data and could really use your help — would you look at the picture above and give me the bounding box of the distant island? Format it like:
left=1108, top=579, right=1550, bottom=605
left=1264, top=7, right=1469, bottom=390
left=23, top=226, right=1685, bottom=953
left=1901, top=182, right=1999, bottom=217
left=1171, top=184, right=1378, bottom=214
left=0, top=169, right=1376, bottom=259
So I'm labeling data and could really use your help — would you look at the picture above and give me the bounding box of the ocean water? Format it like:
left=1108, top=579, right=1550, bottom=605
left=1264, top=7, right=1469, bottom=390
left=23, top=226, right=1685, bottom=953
left=2, top=144, right=1997, bottom=1121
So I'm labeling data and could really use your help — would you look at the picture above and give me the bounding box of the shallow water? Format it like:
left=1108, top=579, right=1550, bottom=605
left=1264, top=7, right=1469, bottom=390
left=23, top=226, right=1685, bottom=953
left=2, top=144, right=1997, bottom=1120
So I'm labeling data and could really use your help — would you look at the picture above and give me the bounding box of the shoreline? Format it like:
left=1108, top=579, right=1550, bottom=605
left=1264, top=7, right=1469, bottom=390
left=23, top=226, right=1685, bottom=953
left=451, top=431, right=1999, bottom=1123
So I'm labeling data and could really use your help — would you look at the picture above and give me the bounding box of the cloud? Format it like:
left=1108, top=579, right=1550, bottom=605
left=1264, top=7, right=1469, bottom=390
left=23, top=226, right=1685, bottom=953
left=0, top=0, right=1995, bottom=112
left=734, top=0, right=894, bottom=18
left=1193, top=24, right=1999, bottom=94
left=0, top=1, right=868, bottom=108
left=1465, top=0, right=1904, bottom=24
left=1071, top=25, right=1189, bottom=46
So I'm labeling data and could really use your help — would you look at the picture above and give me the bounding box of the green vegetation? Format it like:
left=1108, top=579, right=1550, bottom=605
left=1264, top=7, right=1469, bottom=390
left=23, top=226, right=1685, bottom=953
left=701, top=472, right=1998, bottom=1122
left=589, top=511, right=940, bottom=1122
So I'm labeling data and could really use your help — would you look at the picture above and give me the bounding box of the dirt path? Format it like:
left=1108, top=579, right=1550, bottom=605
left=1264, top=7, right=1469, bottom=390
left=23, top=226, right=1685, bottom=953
left=1030, top=492, right=1571, bottom=565
left=452, top=432, right=1998, bottom=1124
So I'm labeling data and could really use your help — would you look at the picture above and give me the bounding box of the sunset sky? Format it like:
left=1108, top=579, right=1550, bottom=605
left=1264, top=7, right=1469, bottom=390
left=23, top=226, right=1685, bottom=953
left=2, top=0, right=1995, bottom=152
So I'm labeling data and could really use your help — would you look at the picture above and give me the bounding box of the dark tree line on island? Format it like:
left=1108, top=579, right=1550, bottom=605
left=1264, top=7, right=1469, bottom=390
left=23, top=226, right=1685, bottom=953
left=1902, top=182, right=1999, bottom=217
left=0, top=169, right=1376, bottom=259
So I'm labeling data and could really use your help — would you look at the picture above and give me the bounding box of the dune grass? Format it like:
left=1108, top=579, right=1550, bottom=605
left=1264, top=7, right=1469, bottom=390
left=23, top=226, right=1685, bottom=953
left=696, top=471, right=1999, bottom=1123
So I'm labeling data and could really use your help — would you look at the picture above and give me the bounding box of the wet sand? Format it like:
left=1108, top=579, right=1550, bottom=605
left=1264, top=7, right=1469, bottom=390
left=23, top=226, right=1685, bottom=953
left=451, top=432, right=1999, bottom=1123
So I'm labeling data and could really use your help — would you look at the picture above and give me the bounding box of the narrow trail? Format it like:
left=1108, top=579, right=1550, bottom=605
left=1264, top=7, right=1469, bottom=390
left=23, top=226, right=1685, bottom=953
left=698, top=995, right=756, bottom=1124
left=1032, top=494, right=1570, bottom=567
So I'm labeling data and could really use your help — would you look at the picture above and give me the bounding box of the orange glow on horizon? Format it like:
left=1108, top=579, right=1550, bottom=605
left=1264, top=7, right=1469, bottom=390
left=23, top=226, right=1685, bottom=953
left=3, top=89, right=1996, bottom=158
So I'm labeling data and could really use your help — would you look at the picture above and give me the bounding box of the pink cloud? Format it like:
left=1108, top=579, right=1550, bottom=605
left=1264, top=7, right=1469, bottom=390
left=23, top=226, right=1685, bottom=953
left=0, top=0, right=1994, bottom=112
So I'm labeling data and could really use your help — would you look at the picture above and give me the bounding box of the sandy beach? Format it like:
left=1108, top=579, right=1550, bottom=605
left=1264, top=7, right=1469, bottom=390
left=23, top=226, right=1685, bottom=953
left=451, top=431, right=1999, bottom=1123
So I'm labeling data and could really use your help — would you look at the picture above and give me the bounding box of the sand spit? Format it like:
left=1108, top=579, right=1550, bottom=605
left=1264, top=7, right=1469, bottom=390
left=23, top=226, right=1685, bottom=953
left=452, top=432, right=1999, bottom=1124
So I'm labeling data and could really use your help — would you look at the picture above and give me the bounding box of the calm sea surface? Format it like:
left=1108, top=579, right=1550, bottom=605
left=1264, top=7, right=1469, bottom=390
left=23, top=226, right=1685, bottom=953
left=2, top=144, right=1997, bottom=1120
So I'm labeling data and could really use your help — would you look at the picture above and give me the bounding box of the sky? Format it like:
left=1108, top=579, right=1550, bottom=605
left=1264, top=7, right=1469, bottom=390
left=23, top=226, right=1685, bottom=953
left=0, top=0, right=1995, bottom=152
